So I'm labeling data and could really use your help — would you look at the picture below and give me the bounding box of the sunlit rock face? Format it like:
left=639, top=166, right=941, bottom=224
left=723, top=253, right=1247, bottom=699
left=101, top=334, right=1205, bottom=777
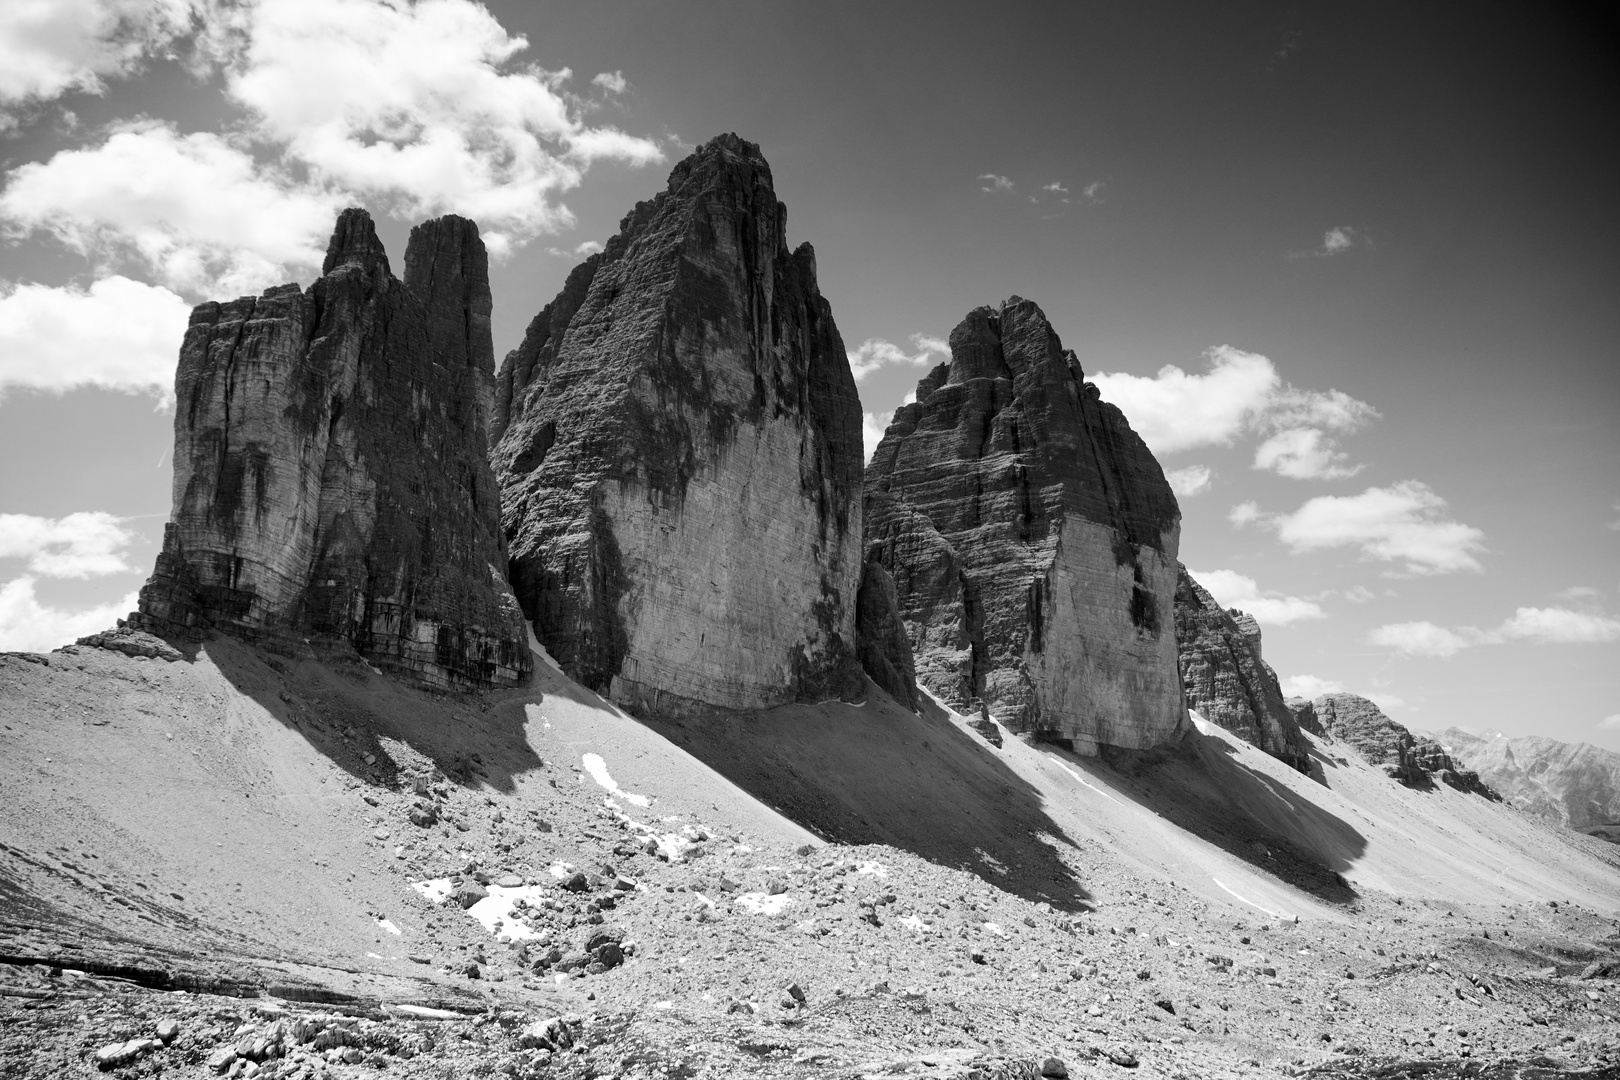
left=864, top=297, right=1187, bottom=754
left=1174, top=566, right=1311, bottom=773
left=491, top=134, right=866, bottom=717
left=134, top=209, right=530, bottom=690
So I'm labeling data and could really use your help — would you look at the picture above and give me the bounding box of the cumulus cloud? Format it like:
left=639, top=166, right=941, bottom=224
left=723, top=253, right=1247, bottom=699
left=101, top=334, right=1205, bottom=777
left=0, top=511, right=137, bottom=578
left=1320, top=226, right=1358, bottom=255
left=1280, top=674, right=1344, bottom=699
left=1091, top=345, right=1378, bottom=476
left=1228, top=500, right=1262, bottom=527
left=0, top=0, right=194, bottom=106
left=978, top=174, right=1013, bottom=193
left=847, top=333, right=949, bottom=383
left=591, top=70, right=627, bottom=94
left=1164, top=465, right=1212, bottom=497
left=1238, top=481, right=1486, bottom=575
left=220, top=0, right=662, bottom=257
left=1369, top=606, right=1620, bottom=657
left=0, top=275, right=190, bottom=400
left=0, top=575, right=138, bottom=652
left=0, top=121, right=344, bottom=296
left=1188, top=567, right=1326, bottom=626
left=2, top=0, right=664, bottom=293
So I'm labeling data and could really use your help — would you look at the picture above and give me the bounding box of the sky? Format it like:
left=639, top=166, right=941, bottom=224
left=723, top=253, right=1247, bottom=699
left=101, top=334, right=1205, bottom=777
left=1, top=1, right=1617, bottom=750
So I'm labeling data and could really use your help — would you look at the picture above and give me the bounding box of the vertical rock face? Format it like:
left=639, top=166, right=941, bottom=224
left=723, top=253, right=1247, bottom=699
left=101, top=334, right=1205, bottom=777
left=864, top=297, right=1187, bottom=753
left=134, top=209, right=530, bottom=690
left=491, top=134, right=865, bottom=716
left=855, top=561, right=919, bottom=711
left=1174, top=566, right=1310, bottom=772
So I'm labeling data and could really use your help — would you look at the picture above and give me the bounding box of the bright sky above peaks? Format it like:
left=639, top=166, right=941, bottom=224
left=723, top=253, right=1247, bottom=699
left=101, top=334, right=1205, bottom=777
left=0, top=1, right=1615, bottom=750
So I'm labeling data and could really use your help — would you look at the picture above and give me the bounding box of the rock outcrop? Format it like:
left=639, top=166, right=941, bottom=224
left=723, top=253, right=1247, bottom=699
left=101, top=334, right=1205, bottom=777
left=132, top=209, right=530, bottom=690
left=491, top=134, right=867, bottom=716
left=1174, top=567, right=1310, bottom=772
left=1309, top=694, right=1495, bottom=796
left=854, top=561, right=919, bottom=711
left=1435, top=728, right=1620, bottom=830
left=863, top=297, right=1186, bottom=753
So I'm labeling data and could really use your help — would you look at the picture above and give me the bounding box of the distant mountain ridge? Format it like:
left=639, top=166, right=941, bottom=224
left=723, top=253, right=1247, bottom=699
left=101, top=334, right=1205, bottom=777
left=1435, top=727, right=1620, bottom=832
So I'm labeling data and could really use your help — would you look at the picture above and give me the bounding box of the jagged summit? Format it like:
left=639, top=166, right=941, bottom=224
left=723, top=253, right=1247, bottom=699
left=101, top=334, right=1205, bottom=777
left=491, top=135, right=875, bottom=716
left=864, top=296, right=1186, bottom=753
left=132, top=209, right=530, bottom=690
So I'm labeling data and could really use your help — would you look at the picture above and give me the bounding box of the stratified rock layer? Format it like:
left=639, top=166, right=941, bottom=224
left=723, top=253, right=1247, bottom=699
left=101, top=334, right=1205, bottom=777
left=492, top=134, right=865, bottom=716
left=864, top=297, right=1186, bottom=753
left=134, top=210, right=530, bottom=690
left=1311, top=694, right=1495, bottom=796
left=1174, top=566, right=1310, bottom=772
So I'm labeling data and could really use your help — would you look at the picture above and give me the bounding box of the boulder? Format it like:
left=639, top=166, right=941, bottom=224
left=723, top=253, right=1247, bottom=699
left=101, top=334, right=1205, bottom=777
left=864, top=297, right=1186, bottom=753
left=1174, top=566, right=1310, bottom=772
left=492, top=134, right=865, bottom=717
left=130, top=209, right=530, bottom=691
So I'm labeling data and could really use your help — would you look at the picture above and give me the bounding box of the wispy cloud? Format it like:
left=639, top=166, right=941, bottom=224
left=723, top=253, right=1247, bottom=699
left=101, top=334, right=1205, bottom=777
left=1091, top=345, right=1378, bottom=478
left=0, top=276, right=189, bottom=401
left=1267, top=29, right=1304, bottom=71
left=1370, top=605, right=1620, bottom=658
left=0, top=511, right=137, bottom=578
left=978, top=173, right=1013, bottom=193
left=546, top=239, right=603, bottom=258
left=1607, top=501, right=1620, bottom=530
left=1081, top=181, right=1105, bottom=201
left=591, top=70, right=627, bottom=94
left=1190, top=567, right=1326, bottom=626
left=1236, top=481, right=1486, bottom=575
left=1165, top=465, right=1212, bottom=497
left=1042, top=182, right=1069, bottom=196
left=1600, top=714, right=1620, bottom=732
left=847, top=333, right=949, bottom=383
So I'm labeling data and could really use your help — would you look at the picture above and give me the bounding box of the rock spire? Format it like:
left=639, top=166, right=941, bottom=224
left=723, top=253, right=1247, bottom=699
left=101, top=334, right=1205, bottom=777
left=864, top=297, right=1187, bottom=753
left=133, top=209, right=530, bottom=690
left=492, top=134, right=868, bottom=716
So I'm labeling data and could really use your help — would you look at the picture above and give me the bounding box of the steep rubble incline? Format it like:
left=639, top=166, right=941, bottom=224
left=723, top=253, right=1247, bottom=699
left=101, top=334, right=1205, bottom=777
left=492, top=134, right=872, bottom=716
left=132, top=210, right=529, bottom=690
left=1174, top=566, right=1310, bottom=772
left=864, top=297, right=1186, bottom=753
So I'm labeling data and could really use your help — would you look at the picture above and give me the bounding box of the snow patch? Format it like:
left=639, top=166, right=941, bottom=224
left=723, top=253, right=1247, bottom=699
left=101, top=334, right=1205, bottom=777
left=898, top=915, right=931, bottom=933
left=467, top=884, right=554, bottom=941
left=581, top=752, right=651, bottom=807
left=411, top=878, right=454, bottom=905
left=736, top=892, right=795, bottom=915
left=1045, top=754, right=1123, bottom=805
left=376, top=918, right=402, bottom=935
left=855, top=861, right=888, bottom=878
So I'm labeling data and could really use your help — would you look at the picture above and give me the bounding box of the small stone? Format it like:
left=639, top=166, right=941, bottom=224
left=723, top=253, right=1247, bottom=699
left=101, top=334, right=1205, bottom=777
left=1105, top=1046, right=1138, bottom=1068
left=562, top=872, right=590, bottom=893
left=497, top=874, right=523, bottom=888
left=156, top=1018, right=181, bottom=1043
left=1154, top=998, right=1175, bottom=1015
left=614, top=875, right=637, bottom=891
left=454, top=882, right=489, bottom=909
left=767, top=878, right=787, bottom=895
left=1040, top=1057, right=1070, bottom=1079
left=970, top=951, right=987, bottom=965
left=787, top=982, right=807, bottom=1003
left=207, top=1046, right=237, bottom=1072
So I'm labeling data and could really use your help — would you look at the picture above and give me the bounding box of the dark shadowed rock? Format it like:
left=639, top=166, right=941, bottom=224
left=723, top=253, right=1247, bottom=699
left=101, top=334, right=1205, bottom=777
left=132, top=209, right=530, bottom=690
left=864, top=297, right=1187, bottom=753
left=1285, top=696, right=1324, bottom=737
left=855, top=560, right=919, bottom=710
left=1174, top=566, right=1310, bottom=772
left=491, top=134, right=864, bottom=717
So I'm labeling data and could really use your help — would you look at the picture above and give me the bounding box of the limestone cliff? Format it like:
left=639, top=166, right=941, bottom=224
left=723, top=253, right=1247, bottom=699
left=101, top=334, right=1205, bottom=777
left=133, top=210, right=530, bottom=690
left=864, top=297, right=1187, bottom=753
left=1310, top=694, right=1495, bottom=796
left=1174, top=566, right=1310, bottom=772
left=492, top=134, right=866, bottom=716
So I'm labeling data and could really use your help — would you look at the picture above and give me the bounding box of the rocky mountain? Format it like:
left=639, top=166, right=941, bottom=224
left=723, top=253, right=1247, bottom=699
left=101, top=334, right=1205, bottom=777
left=1436, top=728, right=1620, bottom=831
left=491, top=134, right=874, bottom=717
left=863, top=297, right=1186, bottom=753
left=1174, top=566, right=1310, bottom=772
left=1296, top=694, right=1495, bottom=796
left=131, top=210, right=530, bottom=690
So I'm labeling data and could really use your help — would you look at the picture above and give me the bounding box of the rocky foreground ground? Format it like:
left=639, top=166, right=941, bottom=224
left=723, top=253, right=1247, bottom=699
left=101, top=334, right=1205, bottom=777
left=4, top=642, right=1620, bottom=1079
